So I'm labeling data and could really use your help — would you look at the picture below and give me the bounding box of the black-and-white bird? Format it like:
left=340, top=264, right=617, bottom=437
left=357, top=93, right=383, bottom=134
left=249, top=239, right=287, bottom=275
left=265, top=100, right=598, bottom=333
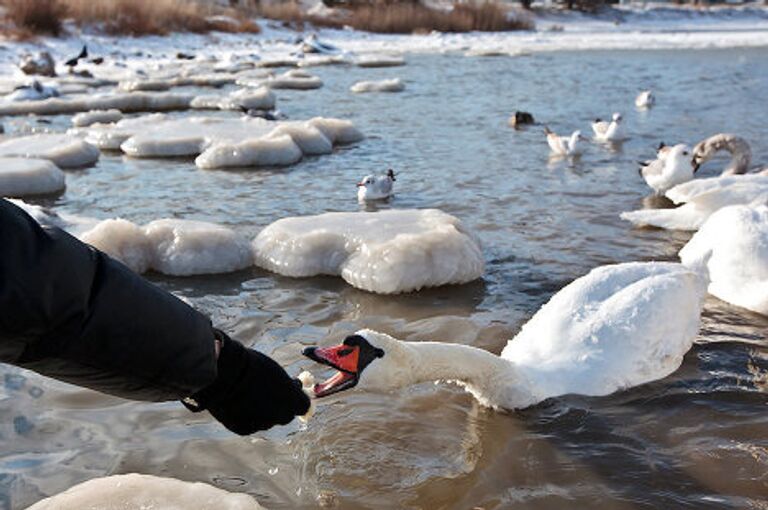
left=357, top=169, right=396, bottom=202
left=65, top=45, right=88, bottom=68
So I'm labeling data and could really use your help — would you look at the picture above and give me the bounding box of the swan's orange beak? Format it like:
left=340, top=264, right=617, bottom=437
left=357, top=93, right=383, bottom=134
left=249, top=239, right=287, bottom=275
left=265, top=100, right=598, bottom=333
left=303, top=344, right=361, bottom=397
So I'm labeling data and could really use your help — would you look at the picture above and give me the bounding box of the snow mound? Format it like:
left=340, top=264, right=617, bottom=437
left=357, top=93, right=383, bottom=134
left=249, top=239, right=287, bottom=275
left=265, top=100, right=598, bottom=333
left=196, top=133, right=303, bottom=169
left=355, top=55, right=406, bottom=68
left=350, top=78, right=405, bottom=93
left=80, top=217, right=253, bottom=276
left=0, top=92, right=193, bottom=116
left=26, top=473, right=265, bottom=510
left=0, top=157, right=65, bottom=197
left=73, top=113, right=168, bottom=150
left=679, top=203, right=768, bottom=316
left=252, top=209, right=484, bottom=294
left=0, top=134, right=99, bottom=168
left=71, top=109, right=123, bottom=127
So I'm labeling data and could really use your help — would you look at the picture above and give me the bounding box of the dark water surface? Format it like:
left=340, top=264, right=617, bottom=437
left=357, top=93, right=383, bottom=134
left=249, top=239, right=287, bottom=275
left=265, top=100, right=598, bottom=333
left=2, top=48, right=768, bottom=509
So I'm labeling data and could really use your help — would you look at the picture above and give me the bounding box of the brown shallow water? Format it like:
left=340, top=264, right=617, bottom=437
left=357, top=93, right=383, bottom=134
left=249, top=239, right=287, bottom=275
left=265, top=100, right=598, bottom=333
left=1, top=48, right=768, bottom=509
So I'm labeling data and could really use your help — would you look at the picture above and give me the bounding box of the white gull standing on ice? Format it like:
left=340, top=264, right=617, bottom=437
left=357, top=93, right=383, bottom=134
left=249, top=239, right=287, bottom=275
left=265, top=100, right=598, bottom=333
left=592, top=112, right=624, bottom=142
left=357, top=169, right=396, bottom=202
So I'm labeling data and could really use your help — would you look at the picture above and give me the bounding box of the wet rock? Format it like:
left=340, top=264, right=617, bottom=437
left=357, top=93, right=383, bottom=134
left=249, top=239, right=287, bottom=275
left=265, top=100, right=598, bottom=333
left=19, top=52, right=56, bottom=77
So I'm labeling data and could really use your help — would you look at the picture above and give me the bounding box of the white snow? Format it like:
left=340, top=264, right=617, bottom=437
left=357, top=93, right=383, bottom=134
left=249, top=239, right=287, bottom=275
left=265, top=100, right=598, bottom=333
left=679, top=203, right=768, bottom=316
left=350, top=78, right=405, bottom=93
left=26, top=473, right=266, bottom=510
left=355, top=55, right=406, bottom=68
left=252, top=209, right=484, bottom=294
left=0, top=134, right=99, bottom=168
left=71, top=109, right=123, bottom=127
left=190, top=86, right=276, bottom=111
left=80, top=218, right=254, bottom=276
left=0, top=92, right=193, bottom=116
left=0, top=157, right=65, bottom=197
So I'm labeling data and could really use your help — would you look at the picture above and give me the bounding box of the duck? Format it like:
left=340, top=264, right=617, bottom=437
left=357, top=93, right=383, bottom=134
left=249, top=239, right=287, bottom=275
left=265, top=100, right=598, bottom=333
left=679, top=200, right=768, bottom=316
left=303, top=262, right=705, bottom=409
left=357, top=169, right=396, bottom=202
left=639, top=143, right=696, bottom=195
left=621, top=173, right=768, bottom=231
left=692, top=133, right=768, bottom=176
left=5, top=80, right=60, bottom=102
left=635, top=90, right=654, bottom=109
left=544, top=127, right=584, bottom=157
left=591, top=112, right=623, bottom=142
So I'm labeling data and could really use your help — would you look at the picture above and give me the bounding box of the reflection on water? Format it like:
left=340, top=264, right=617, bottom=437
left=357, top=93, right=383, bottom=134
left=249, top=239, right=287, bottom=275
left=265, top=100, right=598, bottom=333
left=3, top=48, right=768, bottom=509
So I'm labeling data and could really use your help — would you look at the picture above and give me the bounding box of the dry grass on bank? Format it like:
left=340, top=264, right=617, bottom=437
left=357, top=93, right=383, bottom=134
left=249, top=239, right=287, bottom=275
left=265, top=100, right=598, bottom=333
left=0, top=0, right=261, bottom=38
left=260, top=1, right=534, bottom=34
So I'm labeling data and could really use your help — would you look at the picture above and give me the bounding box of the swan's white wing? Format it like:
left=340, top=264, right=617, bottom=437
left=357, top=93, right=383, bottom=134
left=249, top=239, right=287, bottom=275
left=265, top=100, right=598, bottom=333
left=501, top=262, right=705, bottom=399
left=680, top=204, right=768, bottom=315
left=666, top=175, right=768, bottom=204
left=620, top=204, right=704, bottom=231
left=546, top=133, right=567, bottom=155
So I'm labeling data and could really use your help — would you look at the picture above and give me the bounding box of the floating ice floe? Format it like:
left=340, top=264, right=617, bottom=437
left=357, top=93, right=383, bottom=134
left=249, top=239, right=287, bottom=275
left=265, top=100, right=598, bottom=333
left=257, top=57, right=299, bottom=68
left=4, top=81, right=60, bottom=102
left=0, top=134, right=99, bottom=168
left=80, top=218, right=253, bottom=276
left=252, top=209, right=484, bottom=294
left=238, top=69, right=323, bottom=90
left=119, top=74, right=239, bottom=92
left=71, top=109, right=124, bottom=127
left=77, top=114, right=362, bottom=168
left=355, top=55, right=406, bottom=68
left=350, top=78, right=405, bottom=93
left=26, top=473, right=266, bottom=510
left=298, top=54, right=348, bottom=67
left=0, top=92, right=193, bottom=116
left=679, top=203, right=768, bottom=316
left=621, top=175, right=768, bottom=231
left=190, top=86, right=276, bottom=111
left=0, top=157, right=65, bottom=197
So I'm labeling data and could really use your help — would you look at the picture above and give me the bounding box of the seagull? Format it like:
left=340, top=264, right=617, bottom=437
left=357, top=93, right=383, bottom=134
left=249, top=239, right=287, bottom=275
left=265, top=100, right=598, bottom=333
left=357, top=169, right=396, bottom=202
left=65, top=45, right=88, bottom=68
left=592, top=112, right=623, bottom=142
left=6, top=80, right=59, bottom=101
left=639, top=142, right=697, bottom=195
left=545, top=127, right=585, bottom=156
left=635, top=90, right=654, bottom=109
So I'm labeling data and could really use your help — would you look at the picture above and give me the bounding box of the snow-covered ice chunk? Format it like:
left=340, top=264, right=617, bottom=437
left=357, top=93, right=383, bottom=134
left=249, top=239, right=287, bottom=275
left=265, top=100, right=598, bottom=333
left=71, top=109, right=123, bottom=127
left=191, top=86, right=276, bottom=111
left=238, top=69, right=323, bottom=90
left=75, top=113, right=167, bottom=150
left=4, top=82, right=59, bottom=102
left=26, top=473, right=265, bottom=510
left=118, top=79, right=172, bottom=92
left=0, top=92, right=193, bottom=116
left=252, top=209, right=484, bottom=294
left=0, top=134, right=99, bottom=168
left=350, top=78, right=405, bottom=93
left=196, top=133, right=303, bottom=169
left=679, top=203, right=768, bottom=316
left=307, top=117, right=364, bottom=144
left=144, top=219, right=254, bottom=276
left=355, top=55, right=406, bottom=68
left=79, top=218, right=254, bottom=276
left=0, top=157, right=65, bottom=197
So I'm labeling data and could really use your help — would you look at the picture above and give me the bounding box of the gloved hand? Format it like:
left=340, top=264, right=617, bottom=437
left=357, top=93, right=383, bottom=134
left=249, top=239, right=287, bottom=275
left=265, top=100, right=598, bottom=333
left=184, top=330, right=310, bottom=435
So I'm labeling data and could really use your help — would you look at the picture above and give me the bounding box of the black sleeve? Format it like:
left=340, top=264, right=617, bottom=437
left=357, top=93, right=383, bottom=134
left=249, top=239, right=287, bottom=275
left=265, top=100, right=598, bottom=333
left=0, top=199, right=217, bottom=401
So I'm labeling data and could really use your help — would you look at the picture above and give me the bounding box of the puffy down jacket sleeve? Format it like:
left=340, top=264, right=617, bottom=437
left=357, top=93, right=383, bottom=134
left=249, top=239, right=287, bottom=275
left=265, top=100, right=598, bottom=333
left=0, top=199, right=218, bottom=401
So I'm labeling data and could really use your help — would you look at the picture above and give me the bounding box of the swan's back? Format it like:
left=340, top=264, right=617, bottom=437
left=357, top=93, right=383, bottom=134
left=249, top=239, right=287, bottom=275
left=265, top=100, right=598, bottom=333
left=666, top=174, right=768, bottom=204
left=501, top=262, right=705, bottom=401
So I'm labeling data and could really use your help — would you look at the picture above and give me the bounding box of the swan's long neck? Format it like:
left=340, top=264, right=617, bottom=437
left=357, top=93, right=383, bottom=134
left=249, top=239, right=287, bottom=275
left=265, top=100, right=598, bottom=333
left=705, top=135, right=752, bottom=175
left=402, top=341, right=537, bottom=409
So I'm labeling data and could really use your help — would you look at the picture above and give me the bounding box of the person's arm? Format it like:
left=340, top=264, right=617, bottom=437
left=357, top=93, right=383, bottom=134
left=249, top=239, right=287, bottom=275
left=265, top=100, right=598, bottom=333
left=0, top=199, right=308, bottom=433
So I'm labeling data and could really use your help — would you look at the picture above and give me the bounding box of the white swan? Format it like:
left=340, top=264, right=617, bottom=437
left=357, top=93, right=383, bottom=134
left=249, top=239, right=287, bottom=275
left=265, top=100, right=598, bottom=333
left=304, top=262, right=705, bottom=409
left=692, top=133, right=764, bottom=176
left=357, top=169, right=396, bottom=202
left=27, top=473, right=265, bottom=510
left=639, top=143, right=696, bottom=195
left=591, top=112, right=623, bottom=142
left=545, top=127, right=584, bottom=157
left=621, top=174, right=768, bottom=231
left=635, top=90, right=654, bottom=109
left=679, top=201, right=768, bottom=316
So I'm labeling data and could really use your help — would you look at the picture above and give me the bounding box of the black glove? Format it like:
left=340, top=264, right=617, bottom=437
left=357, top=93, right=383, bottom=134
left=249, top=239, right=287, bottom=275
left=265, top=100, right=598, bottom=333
left=183, top=331, right=310, bottom=435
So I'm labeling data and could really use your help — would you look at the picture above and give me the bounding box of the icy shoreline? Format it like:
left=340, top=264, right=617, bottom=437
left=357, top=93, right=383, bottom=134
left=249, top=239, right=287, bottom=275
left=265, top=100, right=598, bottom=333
left=1, top=4, right=768, bottom=78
